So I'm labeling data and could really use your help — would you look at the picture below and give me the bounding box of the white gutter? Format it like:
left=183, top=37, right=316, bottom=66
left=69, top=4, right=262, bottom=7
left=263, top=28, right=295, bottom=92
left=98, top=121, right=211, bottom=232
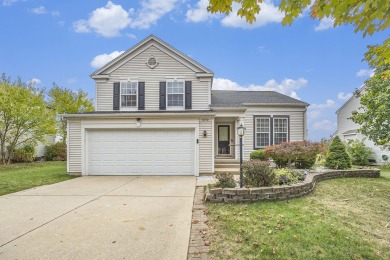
left=61, top=112, right=216, bottom=119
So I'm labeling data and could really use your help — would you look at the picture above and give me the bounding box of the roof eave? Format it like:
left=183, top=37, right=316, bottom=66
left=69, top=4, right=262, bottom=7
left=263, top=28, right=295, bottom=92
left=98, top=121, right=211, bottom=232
left=243, top=103, right=309, bottom=107
left=211, top=107, right=247, bottom=111
left=61, top=111, right=216, bottom=119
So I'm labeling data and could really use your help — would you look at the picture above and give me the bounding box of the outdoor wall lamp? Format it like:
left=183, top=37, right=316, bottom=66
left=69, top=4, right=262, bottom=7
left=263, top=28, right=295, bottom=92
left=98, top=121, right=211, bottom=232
left=203, top=130, right=207, bottom=137
left=237, top=123, right=246, bottom=188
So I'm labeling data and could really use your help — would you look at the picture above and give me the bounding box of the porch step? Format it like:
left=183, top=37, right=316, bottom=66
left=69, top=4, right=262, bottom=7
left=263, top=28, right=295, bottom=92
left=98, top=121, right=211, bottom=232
left=215, top=158, right=239, bottom=164
left=215, top=163, right=240, bottom=169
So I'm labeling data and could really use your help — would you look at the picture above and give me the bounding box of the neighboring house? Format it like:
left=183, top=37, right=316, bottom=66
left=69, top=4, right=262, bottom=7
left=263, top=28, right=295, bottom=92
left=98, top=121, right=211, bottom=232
left=335, top=85, right=389, bottom=165
left=35, top=135, right=56, bottom=158
left=63, top=35, right=309, bottom=176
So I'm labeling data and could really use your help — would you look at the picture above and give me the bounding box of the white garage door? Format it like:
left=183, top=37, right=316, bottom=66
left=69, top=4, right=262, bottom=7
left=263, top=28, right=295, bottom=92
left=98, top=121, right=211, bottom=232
left=87, top=129, right=195, bottom=176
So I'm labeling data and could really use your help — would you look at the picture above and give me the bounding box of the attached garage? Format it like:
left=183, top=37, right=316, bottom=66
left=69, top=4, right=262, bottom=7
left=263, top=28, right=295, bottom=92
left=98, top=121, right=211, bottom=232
left=86, top=128, right=195, bottom=176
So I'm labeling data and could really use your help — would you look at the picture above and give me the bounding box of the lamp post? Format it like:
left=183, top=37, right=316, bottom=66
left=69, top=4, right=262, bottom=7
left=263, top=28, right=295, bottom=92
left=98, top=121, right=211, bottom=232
left=237, top=123, right=246, bottom=188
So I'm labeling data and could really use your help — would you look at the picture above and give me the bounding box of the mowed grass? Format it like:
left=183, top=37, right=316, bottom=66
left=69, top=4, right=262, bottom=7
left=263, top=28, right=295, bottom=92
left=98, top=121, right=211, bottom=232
left=0, top=161, right=77, bottom=196
left=207, top=168, right=390, bottom=260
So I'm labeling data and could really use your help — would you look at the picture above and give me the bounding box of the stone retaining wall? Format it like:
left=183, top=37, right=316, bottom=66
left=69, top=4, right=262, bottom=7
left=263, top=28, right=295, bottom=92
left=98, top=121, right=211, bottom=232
left=206, top=169, right=380, bottom=203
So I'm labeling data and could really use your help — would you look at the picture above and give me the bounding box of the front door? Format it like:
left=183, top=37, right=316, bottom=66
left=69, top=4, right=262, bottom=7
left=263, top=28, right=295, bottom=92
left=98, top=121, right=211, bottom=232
left=218, top=125, right=230, bottom=155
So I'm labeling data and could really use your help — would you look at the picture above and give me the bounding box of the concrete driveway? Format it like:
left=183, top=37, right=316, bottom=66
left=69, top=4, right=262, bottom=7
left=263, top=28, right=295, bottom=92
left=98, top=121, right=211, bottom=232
left=0, top=176, right=196, bottom=260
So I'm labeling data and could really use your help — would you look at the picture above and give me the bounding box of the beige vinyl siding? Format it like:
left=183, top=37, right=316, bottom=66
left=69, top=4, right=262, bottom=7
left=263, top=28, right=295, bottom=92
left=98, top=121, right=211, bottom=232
left=96, top=44, right=210, bottom=111
left=68, top=120, right=82, bottom=173
left=199, top=119, right=213, bottom=173
left=337, top=95, right=362, bottom=135
left=243, top=106, right=307, bottom=160
left=96, top=81, right=113, bottom=111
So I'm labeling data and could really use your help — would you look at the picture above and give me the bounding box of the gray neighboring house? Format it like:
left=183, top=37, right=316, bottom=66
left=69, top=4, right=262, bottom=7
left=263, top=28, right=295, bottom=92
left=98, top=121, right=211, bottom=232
left=335, top=85, right=389, bottom=165
left=63, top=35, right=309, bottom=176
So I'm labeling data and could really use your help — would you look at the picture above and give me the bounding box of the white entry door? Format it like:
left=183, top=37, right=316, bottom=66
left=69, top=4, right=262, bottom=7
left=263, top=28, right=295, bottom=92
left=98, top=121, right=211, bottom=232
left=86, top=129, right=195, bottom=176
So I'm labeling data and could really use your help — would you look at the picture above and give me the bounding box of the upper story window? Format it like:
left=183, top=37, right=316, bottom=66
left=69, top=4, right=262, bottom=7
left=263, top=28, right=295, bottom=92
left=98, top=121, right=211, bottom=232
left=167, top=80, right=184, bottom=108
left=120, top=81, right=137, bottom=108
left=254, top=116, right=289, bottom=148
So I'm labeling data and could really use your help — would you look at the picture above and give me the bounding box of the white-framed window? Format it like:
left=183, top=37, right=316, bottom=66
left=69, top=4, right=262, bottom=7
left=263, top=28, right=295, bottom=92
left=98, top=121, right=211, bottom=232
left=255, top=117, right=270, bottom=148
left=167, top=80, right=184, bottom=108
left=120, top=81, right=137, bottom=109
left=254, top=116, right=289, bottom=148
left=273, top=118, right=288, bottom=145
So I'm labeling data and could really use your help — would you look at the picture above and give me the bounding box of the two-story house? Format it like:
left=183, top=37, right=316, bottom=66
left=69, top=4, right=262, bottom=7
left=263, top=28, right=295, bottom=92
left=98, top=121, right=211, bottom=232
left=63, top=35, right=309, bottom=176
left=336, top=85, right=389, bottom=165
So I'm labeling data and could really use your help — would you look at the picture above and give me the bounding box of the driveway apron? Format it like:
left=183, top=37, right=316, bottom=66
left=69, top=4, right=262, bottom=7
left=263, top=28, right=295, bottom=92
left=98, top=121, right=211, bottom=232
left=0, top=176, right=196, bottom=260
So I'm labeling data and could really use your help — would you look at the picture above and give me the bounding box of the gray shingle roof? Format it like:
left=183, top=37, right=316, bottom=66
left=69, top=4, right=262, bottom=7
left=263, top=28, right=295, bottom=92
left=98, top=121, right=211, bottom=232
left=211, top=90, right=309, bottom=107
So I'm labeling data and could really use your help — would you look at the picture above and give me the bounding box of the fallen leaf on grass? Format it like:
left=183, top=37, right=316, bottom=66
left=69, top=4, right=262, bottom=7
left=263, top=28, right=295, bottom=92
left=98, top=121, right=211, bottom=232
left=192, top=220, right=199, bottom=224
left=236, top=237, right=243, bottom=243
left=268, top=230, right=272, bottom=234
left=253, top=242, right=259, bottom=247
left=204, top=241, right=210, bottom=246
left=385, top=223, right=390, bottom=229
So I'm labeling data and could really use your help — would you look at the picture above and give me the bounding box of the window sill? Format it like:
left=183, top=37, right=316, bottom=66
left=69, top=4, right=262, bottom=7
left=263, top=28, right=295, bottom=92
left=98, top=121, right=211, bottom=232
left=120, top=107, right=138, bottom=111
left=166, top=107, right=185, bottom=111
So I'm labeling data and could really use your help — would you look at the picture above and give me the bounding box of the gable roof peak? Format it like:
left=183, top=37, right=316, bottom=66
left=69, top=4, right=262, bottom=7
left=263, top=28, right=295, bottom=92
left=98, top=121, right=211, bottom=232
left=91, top=34, right=213, bottom=77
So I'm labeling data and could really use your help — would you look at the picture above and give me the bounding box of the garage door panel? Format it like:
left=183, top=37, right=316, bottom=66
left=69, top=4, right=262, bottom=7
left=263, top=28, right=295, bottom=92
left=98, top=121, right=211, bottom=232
left=87, top=129, right=195, bottom=176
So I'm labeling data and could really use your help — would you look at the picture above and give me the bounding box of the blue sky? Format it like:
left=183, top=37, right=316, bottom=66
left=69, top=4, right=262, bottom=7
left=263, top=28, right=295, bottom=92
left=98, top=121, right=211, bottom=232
left=0, top=0, right=388, bottom=141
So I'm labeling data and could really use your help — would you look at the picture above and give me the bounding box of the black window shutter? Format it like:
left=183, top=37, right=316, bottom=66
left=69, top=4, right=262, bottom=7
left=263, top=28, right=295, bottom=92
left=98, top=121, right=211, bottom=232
left=159, top=82, right=166, bottom=110
left=185, top=81, right=192, bottom=109
left=113, top=82, right=120, bottom=110
left=138, top=82, right=145, bottom=110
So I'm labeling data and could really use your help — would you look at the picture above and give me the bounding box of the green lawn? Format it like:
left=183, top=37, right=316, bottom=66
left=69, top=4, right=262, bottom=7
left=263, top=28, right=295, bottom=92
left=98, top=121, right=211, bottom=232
left=0, top=161, right=77, bottom=196
left=207, top=167, right=390, bottom=259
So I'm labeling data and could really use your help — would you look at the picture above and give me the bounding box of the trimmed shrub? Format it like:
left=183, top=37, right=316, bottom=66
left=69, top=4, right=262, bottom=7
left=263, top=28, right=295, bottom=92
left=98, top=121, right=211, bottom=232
left=214, top=172, right=236, bottom=188
left=324, top=136, right=351, bottom=169
left=45, top=142, right=67, bottom=161
left=243, top=160, right=275, bottom=187
left=273, top=168, right=301, bottom=185
left=346, top=139, right=373, bottom=166
left=12, top=145, right=35, bottom=163
left=250, top=149, right=266, bottom=160
left=264, top=141, right=321, bottom=168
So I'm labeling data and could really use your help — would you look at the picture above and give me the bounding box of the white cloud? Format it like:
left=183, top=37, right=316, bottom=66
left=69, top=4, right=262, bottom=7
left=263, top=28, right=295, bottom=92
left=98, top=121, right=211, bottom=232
left=2, top=0, right=24, bottom=6
left=186, top=0, right=217, bottom=23
left=356, top=69, right=375, bottom=77
left=213, top=77, right=307, bottom=99
left=220, top=1, right=283, bottom=29
left=310, top=99, right=336, bottom=109
left=127, top=33, right=137, bottom=39
left=314, top=17, right=334, bottom=31
left=313, top=119, right=337, bottom=131
left=337, top=92, right=352, bottom=100
left=51, top=11, right=60, bottom=17
left=30, top=78, right=41, bottom=85
left=131, top=0, right=179, bottom=29
left=73, top=1, right=132, bottom=37
left=30, top=6, right=47, bottom=15
left=74, top=1, right=180, bottom=37
left=91, top=50, right=125, bottom=68
left=308, top=110, right=321, bottom=119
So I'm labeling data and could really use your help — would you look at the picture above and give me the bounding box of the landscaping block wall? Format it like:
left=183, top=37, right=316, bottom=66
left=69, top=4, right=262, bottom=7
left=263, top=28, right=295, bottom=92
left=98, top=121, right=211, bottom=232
left=206, top=169, right=380, bottom=203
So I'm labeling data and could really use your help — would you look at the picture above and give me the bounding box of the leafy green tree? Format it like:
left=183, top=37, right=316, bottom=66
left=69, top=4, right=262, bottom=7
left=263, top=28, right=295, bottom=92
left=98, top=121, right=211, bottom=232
left=351, top=65, right=390, bottom=148
left=346, top=139, right=373, bottom=166
left=0, top=74, right=56, bottom=164
left=207, top=0, right=390, bottom=75
left=48, top=84, right=94, bottom=141
left=324, top=136, right=351, bottom=169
